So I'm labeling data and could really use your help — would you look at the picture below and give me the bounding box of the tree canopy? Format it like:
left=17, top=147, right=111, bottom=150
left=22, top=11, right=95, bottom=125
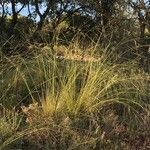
left=0, top=0, right=149, bottom=52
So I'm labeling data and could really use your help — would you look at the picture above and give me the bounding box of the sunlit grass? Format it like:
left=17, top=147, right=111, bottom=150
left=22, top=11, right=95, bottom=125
left=0, top=43, right=149, bottom=149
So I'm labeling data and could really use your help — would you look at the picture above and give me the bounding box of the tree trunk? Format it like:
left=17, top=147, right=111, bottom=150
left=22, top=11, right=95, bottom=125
left=8, top=0, right=18, bottom=36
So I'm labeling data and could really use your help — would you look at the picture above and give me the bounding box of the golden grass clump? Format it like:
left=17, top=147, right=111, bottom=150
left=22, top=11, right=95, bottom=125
left=0, top=43, right=150, bottom=149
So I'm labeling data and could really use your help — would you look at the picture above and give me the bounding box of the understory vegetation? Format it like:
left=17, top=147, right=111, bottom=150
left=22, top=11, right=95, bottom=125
left=0, top=0, right=150, bottom=149
left=0, top=43, right=150, bottom=149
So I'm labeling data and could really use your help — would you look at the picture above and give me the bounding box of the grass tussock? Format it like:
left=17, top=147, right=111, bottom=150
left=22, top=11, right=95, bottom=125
left=0, top=43, right=150, bottom=149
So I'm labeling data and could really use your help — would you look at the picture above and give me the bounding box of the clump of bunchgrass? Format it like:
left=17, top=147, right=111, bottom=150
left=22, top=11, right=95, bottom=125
left=0, top=42, right=150, bottom=149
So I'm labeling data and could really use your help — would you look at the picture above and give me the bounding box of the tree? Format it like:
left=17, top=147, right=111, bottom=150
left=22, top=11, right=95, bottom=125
left=130, top=0, right=150, bottom=38
left=0, top=0, right=9, bottom=34
left=7, top=0, right=28, bottom=36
